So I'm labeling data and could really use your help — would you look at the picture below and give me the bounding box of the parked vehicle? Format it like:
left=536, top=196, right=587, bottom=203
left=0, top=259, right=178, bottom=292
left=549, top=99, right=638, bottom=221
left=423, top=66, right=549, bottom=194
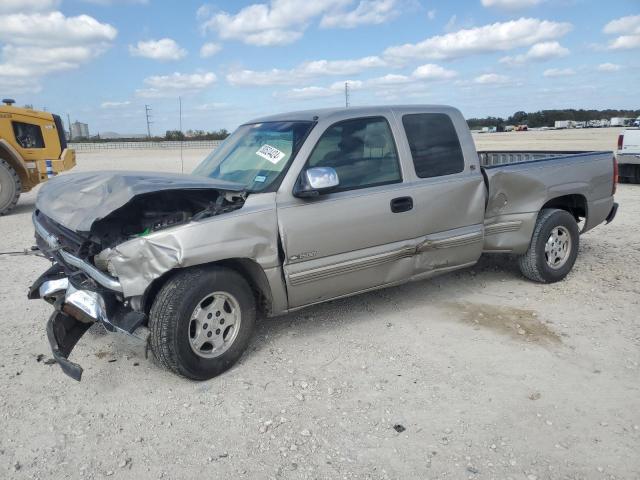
left=28, top=105, right=618, bottom=381
left=0, top=99, right=75, bottom=215
left=611, top=117, right=633, bottom=127
left=617, top=128, right=640, bottom=183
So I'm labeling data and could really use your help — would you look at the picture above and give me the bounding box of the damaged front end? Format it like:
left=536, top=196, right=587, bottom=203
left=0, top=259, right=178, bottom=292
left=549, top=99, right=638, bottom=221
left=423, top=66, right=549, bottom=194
left=28, top=171, right=248, bottom=380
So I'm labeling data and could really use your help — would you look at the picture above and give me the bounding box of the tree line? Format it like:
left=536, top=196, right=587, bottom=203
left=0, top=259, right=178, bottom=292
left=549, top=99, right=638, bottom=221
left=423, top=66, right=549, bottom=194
left=80, top=129, right=231, bottom=142
left=467, top=109, right=640, bottom=129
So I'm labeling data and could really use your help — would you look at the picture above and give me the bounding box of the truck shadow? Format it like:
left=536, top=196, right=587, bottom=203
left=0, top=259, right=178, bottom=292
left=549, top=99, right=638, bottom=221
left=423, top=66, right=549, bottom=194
left=252, top=254, right=526, bottom=354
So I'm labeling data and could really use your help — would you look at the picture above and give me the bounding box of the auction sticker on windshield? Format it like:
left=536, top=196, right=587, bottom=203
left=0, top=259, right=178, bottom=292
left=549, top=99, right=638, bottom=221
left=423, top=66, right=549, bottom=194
left=256, top=144, right=286, bottom=164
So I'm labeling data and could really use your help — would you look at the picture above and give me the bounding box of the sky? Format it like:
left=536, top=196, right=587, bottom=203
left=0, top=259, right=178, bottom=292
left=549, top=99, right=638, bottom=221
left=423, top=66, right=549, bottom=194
left=0, top=0, right=638, bottom=136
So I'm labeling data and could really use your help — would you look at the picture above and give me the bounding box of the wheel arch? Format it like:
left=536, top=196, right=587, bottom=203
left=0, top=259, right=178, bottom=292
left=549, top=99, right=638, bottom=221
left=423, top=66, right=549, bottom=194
left=141, top=258, right=274, bottom=318
left=540, top=193, right=588, bottom=224
left=0, top=140, right=29, bottom=190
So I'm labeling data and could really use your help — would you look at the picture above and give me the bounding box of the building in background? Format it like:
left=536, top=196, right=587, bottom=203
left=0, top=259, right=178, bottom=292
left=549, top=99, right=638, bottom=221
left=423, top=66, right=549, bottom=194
left=71, top=121, right=89, bottom=139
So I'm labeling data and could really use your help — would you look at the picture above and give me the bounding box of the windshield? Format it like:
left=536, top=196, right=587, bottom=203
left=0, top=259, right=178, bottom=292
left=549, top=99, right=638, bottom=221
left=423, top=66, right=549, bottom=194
left=192, top=121, right=314, bottom=192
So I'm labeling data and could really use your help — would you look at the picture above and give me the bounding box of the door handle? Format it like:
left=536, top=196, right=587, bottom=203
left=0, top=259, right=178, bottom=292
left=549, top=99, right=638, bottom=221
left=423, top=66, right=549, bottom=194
left=390, top=196, right=413, bottom=213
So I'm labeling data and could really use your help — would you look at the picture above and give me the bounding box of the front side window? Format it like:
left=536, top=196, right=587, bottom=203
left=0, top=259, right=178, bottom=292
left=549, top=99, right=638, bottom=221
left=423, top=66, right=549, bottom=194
left=307, top=117, right=401, bottom=192
left=402, top=113, right=465, bottom=178
left=12, top=122, right=45, bottom=149
left=193, top=121, right=313, bottom=192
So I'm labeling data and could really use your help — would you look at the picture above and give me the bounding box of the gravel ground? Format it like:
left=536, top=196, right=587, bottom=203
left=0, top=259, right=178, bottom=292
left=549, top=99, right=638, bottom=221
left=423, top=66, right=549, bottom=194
left=1, top=130, right=639, bottom=480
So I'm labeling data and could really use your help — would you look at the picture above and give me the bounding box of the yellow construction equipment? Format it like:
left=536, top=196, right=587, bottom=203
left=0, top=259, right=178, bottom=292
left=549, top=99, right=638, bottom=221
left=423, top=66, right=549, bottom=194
left=0, top=99, right=76, bottom=215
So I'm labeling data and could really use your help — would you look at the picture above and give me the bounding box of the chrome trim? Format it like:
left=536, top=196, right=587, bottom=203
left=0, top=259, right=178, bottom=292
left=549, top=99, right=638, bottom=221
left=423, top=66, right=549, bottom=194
left=418, top=231, right=483, bottom=252
left=65, top=284, right=109, bottom=323
left=484, top=220, right=523, bottom=236
left=58, top=251, right=123, bottom=292
left=39, top=278, right=69, bottom=298
left=33, top=214, right=123, bottom=292
left=288, top=247, right=415, bottom=286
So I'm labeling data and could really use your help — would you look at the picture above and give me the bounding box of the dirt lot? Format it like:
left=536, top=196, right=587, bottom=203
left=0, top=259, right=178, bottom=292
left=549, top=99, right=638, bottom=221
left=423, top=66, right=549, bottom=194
left=1, top=129, right=639, bottom=479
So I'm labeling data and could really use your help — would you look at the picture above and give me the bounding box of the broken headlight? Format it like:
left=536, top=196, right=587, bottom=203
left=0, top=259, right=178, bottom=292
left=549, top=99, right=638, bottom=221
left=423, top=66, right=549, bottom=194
left=94, top=248, right=118, bottom=277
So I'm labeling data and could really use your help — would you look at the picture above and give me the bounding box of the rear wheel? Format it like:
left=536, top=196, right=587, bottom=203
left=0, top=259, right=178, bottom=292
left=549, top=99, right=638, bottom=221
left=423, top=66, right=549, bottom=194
left=0, top=158, right=21, bottom=215
left=518, top=208, right=580, bottom=283
left=149, top=266, right=256, bottom=380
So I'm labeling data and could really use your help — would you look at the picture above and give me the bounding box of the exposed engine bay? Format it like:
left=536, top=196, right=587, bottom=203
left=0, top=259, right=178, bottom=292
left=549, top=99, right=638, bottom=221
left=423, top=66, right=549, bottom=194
left=87, top=189, right=246, bottom=253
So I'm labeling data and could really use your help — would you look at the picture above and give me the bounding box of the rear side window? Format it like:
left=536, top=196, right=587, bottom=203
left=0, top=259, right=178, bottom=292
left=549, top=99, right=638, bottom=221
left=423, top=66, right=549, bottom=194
left=402, top=113, right=465, bottom=178
left=307, top=116, right=401, bottom=192
left=12, top=121, right=45, bottom=149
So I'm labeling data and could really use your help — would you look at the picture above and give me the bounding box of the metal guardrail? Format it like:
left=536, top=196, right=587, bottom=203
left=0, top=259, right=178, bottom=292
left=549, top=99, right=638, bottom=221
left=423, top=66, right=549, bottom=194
left=69, top=140, right=222, bottom=151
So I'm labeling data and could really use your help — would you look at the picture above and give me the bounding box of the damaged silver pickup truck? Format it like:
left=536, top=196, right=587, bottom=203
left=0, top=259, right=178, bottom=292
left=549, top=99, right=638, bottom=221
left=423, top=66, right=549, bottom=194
left=28, top=105, right=619, bottom=380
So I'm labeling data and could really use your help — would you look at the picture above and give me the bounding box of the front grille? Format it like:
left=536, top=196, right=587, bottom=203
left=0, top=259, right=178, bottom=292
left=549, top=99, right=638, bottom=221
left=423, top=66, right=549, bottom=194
left=34, top=210, right=86, bottom=255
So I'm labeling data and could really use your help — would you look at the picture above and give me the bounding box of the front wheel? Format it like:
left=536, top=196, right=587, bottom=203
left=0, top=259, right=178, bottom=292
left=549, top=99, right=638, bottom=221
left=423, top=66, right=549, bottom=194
left=149, top=266, right=256, bottom=380
left=518, top=208, right=580, bottom=283
left=0, top=158, right=21, bottom=215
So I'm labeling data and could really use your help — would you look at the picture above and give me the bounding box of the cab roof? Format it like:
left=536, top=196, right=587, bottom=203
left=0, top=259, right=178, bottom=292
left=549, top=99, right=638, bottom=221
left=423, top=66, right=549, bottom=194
left=0, top=104, right=55, bottom=121
left=245, top=104, right=462, bottom=125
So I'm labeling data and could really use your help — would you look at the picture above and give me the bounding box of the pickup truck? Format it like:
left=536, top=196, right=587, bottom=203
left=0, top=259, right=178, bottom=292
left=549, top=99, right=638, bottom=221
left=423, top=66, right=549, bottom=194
left=28, top=105, right=619, bottom=381
left=617, top=128, right=640, bottom=183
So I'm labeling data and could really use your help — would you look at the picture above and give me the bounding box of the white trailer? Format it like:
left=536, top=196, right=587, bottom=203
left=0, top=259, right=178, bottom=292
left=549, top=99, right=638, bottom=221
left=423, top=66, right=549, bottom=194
left=554, top=120, right=572, bottom=129
left=611, top=117, right=632, bottom=127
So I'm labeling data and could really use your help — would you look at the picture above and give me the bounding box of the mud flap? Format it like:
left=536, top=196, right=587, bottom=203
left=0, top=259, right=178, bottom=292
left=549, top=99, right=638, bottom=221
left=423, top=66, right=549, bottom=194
left=46, top=311, right=92, bottom=381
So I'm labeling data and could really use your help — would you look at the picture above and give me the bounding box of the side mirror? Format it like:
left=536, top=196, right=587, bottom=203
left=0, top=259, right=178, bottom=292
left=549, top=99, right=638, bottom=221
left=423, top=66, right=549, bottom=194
left=294, top=167, right=340, bottom=198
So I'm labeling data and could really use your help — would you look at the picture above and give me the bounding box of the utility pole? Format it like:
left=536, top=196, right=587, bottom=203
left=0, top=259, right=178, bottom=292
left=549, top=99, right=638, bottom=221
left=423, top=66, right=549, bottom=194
left=67, top=113, right=73, bottom=141
left=179, top=96, right=184, bottom=173
left=344, top=82, right=350, bottom=108
left=145, top=104, right=153, bottom=138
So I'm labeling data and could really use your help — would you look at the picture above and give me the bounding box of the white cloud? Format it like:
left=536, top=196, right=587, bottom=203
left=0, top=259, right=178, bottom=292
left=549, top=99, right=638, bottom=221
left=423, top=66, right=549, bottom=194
left=603, top=15, right=640, bottom=50
left=481, top=0, right=542, bottom=9
left=427, top=9, right=436, bottom=20
left=199, top=0, right=399, bottom=46
left=283, top=85, right=343, bottom=99
left=0, top=11, right=117, bottom=46
left=81, top=0, right=149, bottom=5
left=319, top=0, right=399, bottom=29
left=603, top=15, right=640, bottom=35
left=279, top=63, right=456, bottom=98
left=199, top=0, right=348, bottom=46
left=101, top=101, right=131, bottom=108
left=383, top=18, right=572, bottom=62
left=499, top=41, right=569, bottom=65
left=0, top=0, right=59, bottom=12
left=597, top=63, right=621, bottom=72
left=608, top=35, right=640, bottom=50
left=129, top=38, right=187, bottom=61
left=0, top=11, right=116, bottom=93
left=227, top=55, right=387, bottom=86
left=136, top=72, right=217, bottom=98
left=412, top=63, right=457, bottom=80
left=200, top=42, right=222, bottom=58
left=474, top=73, right=510, bottom=84
left=543, top=68, right=575, bottom=77
left=194, top=102, right=230, bottom=111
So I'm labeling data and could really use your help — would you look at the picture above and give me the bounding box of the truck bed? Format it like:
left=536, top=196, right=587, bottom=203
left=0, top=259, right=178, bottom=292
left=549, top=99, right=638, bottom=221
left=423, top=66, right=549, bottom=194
left=479, top=150, right=615, bottom=254
left=478, top=150, right=604, bottom=167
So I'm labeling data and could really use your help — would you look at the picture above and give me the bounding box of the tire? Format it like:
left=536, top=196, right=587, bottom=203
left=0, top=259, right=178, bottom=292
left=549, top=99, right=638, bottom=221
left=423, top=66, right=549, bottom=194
left=635, top=165, right=640, bottom=184
left=149, top=266, right=256, bottom=380
left=518, top=208, right=580, bottom=283
left=0, top=158, right=21, bottom=216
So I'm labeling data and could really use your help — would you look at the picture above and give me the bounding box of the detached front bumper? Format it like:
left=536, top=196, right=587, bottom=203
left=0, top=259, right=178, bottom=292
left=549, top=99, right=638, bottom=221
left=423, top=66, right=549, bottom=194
left=29, top=266, right=147, bottom=381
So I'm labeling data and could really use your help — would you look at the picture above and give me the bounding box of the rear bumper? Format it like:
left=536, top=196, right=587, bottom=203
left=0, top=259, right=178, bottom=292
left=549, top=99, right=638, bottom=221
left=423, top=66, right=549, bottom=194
left=616, top=152, right=640, bottom=165
left=606, top=202, right=619, bottom=224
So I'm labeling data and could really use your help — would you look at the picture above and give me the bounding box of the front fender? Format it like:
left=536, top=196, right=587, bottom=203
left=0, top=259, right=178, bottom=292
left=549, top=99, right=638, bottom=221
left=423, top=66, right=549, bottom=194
left=108, top=193, right=280, bottom=298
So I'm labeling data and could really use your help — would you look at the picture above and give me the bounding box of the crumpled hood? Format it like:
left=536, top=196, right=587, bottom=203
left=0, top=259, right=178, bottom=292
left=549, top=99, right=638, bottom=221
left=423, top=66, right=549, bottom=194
left=36, top=171, right=244, bottom=232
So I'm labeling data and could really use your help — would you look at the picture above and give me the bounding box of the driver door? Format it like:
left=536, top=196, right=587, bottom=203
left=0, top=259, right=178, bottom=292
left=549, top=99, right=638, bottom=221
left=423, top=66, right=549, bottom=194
left=277, top=116, right=418, bottom=308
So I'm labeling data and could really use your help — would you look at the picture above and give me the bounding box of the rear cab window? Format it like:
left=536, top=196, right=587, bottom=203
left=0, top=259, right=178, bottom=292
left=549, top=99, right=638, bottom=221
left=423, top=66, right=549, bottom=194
left=12, top=121, right=45, bottom=149
left=402, top=113, right=465, bottom=178
left=306, top=116, right=402, bottom=192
